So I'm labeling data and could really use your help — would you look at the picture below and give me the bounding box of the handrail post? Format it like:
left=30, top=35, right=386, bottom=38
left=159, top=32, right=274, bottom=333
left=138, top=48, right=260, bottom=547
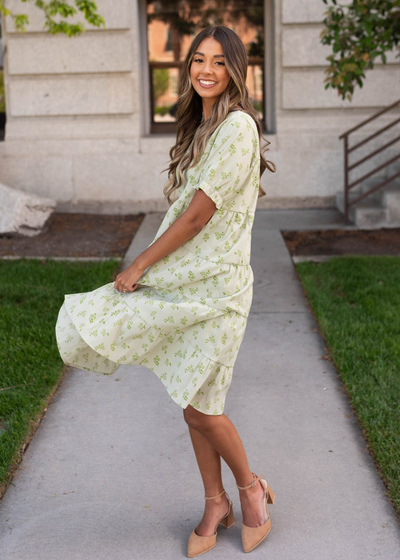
left=344, top=134, right=349, bottom=222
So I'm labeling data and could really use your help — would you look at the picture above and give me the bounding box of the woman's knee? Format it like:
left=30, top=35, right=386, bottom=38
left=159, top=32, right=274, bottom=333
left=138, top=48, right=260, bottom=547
left=183, top=404, right=212, bottom=431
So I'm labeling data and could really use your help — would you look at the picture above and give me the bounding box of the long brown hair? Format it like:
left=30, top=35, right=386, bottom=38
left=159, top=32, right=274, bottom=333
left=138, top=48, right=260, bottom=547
left=162, top=25, right=276, bottom=206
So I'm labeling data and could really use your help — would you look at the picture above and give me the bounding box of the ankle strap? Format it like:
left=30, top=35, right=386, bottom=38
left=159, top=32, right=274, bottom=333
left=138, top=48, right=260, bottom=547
left=205, top=488, right=226, bottom=500
left=236, top=472, right=264, bottom=491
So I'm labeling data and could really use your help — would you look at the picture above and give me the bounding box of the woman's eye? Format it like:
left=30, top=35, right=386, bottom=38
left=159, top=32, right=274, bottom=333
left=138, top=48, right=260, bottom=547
left=194, top=58, right=224, bottom=65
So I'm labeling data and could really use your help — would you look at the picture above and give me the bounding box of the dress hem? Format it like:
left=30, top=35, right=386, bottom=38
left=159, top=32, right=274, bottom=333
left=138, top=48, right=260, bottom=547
left=57, top=291, right=233, bottom=416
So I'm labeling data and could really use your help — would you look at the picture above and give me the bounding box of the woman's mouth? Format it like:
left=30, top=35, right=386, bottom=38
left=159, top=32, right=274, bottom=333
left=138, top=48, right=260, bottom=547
left=198, top=79, right=217, bottom=89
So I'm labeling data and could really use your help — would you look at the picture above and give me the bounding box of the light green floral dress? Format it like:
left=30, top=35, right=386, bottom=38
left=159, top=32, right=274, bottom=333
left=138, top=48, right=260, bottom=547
left=55, top=110, right=260, bottom=416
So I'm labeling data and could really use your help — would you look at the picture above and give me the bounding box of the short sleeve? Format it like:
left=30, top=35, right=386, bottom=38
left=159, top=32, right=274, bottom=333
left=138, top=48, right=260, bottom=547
left=194, top=114, right=258, bottom=210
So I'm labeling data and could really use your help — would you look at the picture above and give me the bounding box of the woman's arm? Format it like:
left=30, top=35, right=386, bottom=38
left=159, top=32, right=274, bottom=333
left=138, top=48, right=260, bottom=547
left=113, top=188, right=217, bottom=292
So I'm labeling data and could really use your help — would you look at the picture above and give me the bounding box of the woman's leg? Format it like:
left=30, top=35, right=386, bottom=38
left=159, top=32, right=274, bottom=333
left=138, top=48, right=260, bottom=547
left=184, top=405, right=266, bottom=535
left=188, top=426, right=231, bottom=536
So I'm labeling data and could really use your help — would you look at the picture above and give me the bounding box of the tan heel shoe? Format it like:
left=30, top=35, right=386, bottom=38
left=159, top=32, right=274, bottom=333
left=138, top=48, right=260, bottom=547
left=187, top=488, right=235, bottom=558
left=236, top=472, right=275, bottom=553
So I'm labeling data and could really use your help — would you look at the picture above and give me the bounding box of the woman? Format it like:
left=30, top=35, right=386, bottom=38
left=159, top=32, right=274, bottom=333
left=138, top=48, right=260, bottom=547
left=55, top=25, right=276, bottom=557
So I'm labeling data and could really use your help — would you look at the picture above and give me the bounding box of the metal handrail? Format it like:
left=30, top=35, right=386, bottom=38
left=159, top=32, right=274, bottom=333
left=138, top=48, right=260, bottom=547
left=340, top=98, right=400, bottom=222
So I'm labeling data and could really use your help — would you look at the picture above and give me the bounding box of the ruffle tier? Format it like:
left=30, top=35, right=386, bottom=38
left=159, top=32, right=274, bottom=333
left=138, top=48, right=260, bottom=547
left=55, top=282, right=246, bottom=416
left=137, top=242, right=254, bottom=320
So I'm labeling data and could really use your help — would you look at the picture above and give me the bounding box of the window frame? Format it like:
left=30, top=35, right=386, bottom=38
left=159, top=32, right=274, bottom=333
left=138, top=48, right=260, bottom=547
left=138, top=0, right=276, bottom=136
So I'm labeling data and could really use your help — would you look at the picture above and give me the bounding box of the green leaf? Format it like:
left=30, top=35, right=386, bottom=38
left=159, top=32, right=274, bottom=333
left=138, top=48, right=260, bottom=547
left=1, top=0, right=105, bottom=35
left=319, top=0, right=398, bottom=101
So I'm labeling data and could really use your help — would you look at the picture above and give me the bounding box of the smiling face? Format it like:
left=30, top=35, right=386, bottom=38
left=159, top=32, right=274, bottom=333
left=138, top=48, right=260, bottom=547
left=190, top=37, right=231, bottom=112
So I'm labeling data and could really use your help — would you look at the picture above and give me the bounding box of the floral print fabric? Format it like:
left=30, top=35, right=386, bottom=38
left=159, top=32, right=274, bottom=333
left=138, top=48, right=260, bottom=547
left=55, top=110, right=260, bottom=416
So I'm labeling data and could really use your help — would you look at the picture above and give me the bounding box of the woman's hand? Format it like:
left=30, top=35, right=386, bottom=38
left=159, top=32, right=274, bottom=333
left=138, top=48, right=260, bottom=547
left=112, top=192, right=214, bottom=294
left=113, top=261, right=146, bottom=293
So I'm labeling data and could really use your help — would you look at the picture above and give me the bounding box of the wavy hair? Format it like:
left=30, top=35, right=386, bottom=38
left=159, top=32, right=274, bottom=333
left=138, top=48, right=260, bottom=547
left=161, top=25, right=276, bottom=206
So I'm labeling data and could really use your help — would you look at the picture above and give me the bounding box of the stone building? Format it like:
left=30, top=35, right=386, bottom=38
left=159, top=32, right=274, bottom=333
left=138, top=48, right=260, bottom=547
left=0, top=0, right=399, bottom=214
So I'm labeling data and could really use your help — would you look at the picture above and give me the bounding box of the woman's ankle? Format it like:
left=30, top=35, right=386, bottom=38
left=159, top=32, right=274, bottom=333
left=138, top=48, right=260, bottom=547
left=236, top=471, right=257, bottom=489
left=205, top=493, right=228, bottom=507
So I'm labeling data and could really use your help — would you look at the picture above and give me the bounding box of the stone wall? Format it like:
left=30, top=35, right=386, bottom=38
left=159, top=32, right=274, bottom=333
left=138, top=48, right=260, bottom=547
left=0, top=0, right=399, bottom=212
left=267, top=0, right=400, bottom=208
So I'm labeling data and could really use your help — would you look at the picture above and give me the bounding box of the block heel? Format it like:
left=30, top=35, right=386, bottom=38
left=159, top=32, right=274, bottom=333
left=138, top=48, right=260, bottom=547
left=219, top=502, right=235, bottom=528
left=267, top=484, right=275, bottom=504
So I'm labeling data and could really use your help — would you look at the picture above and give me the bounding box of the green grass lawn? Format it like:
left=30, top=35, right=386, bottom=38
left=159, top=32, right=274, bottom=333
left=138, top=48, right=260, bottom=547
left=0, top=258, right=121, bottom=496
left=296, top=256, right=400, bottom=516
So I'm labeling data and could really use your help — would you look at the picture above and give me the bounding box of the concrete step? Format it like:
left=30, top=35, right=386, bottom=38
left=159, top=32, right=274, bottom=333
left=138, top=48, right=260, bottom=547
left=352, top=202, right=390, bottom=229
left=335, top=192, right=389, bottom=229
left=359, top=177, right=400, bottom=204
left=336, top=163, right=400, bottom=228
left=358, top=177, right=400, bottom=225
left=385, top=187, right=400, bottom=223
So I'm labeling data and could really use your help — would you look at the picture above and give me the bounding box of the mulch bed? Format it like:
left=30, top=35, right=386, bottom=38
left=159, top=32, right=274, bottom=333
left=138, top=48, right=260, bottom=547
left=282, top=228, right=400, bottom=256
left=0, top=213, right=146, bottom=258
left=3, top=214, right=399, bottom=259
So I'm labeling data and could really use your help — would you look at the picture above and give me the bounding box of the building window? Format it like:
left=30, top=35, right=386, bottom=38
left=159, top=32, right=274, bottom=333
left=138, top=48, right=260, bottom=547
left=145, top=0, right=267, bottom=134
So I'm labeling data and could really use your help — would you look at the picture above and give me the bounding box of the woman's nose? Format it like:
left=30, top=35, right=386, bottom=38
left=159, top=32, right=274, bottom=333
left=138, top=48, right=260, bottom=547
left=202, top=61, right=213, bottom=74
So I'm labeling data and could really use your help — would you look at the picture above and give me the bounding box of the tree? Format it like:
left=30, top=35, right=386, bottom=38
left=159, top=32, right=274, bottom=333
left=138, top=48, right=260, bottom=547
left=320, top=0, right=400, bottom=101
left=0, top=0, right=105, bottom=36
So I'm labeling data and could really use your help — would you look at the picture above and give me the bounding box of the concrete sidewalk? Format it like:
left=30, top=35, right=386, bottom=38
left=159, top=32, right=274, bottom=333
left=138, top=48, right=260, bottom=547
left=1, top=209, right=399, bottom=560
